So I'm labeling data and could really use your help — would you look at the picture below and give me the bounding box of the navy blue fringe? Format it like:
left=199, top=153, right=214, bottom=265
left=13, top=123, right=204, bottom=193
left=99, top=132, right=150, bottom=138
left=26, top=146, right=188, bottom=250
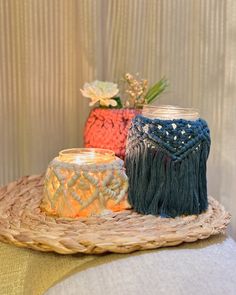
left=125, top=115, right=211, bottom=217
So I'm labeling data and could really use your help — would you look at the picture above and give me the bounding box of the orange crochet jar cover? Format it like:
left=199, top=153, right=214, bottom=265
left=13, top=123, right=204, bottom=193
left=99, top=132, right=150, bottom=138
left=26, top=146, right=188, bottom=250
left=84, top=108, right=140, bottom=159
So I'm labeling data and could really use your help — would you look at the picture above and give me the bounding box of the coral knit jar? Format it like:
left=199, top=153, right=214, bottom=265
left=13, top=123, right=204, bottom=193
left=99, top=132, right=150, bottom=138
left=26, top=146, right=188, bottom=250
left=84, top=108, right=140, bottom=159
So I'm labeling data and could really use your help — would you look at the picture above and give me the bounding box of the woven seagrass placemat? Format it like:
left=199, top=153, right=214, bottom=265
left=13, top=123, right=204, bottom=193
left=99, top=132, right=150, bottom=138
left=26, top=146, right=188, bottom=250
left=0, top=175, right=231, bottom=255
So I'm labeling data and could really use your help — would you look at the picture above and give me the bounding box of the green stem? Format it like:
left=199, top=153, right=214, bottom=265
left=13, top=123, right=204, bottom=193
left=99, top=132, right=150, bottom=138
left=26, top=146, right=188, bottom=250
left=145, top=77, right=168, bottom=104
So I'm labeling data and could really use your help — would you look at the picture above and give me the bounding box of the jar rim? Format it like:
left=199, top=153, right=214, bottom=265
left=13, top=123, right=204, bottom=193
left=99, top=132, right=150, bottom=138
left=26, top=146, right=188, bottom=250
left=59, top=148, right=115, bottom=165
left=143, top=104, right=199, bottom=112
left=142, top=105, right=199, bottom=120
left=59, top=148, right=115, bottom=157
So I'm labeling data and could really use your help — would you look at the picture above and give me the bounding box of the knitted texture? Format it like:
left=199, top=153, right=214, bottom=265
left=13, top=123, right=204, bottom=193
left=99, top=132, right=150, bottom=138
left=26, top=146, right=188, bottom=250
left=125, top=115, right=211, bottom=217
left=84, top=108, right=140, bottom=159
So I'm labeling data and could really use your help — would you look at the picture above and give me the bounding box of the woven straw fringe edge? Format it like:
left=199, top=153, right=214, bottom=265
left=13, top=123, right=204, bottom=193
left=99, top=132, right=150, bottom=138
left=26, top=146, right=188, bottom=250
left=0, top=175, right=231, bottom=255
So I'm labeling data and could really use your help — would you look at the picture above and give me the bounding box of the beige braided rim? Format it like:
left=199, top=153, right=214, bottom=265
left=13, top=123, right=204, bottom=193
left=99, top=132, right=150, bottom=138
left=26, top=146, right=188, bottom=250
left=0, top=175, right=231, bottom=255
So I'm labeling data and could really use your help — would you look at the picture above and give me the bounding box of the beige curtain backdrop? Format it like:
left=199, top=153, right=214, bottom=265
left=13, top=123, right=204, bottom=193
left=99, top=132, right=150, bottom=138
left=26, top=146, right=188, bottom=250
left=0, top=0, right=235, bottom=238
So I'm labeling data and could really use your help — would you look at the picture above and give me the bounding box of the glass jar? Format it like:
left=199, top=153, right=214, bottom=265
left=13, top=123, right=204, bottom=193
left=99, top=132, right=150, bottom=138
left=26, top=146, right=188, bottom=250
left=41, top=148, right=130, bottom=218
left=125, top=105, right=210, bottom=217
left=142, top=105, right=199, bottom=120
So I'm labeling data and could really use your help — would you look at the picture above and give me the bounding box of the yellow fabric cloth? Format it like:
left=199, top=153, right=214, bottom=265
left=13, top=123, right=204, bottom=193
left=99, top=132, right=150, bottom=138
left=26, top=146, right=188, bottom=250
left=0, top=242, right=128, bottom=295
left=0, top=236, right=229, bottom=295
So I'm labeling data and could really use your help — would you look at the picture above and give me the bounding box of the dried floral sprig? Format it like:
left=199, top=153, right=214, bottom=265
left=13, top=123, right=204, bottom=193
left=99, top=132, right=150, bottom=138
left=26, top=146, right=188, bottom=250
left=124, top=73, right=148, bottom=108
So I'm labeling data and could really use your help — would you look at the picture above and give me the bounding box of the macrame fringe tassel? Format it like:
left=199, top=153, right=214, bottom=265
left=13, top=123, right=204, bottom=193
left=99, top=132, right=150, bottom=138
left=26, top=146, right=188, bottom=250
left=126, top=141, right=209, bottom=217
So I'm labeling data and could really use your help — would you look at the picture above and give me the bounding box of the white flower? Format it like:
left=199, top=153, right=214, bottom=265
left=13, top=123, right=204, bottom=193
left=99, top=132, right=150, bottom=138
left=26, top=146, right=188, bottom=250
left=80, top=80, right=119, bottom=107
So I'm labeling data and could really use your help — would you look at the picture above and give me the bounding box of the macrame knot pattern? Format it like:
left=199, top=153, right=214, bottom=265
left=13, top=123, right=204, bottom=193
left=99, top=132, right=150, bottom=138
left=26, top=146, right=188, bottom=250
left=41, top=157, right=130, bottom=218
left=125, top=115, right=211, bottom=217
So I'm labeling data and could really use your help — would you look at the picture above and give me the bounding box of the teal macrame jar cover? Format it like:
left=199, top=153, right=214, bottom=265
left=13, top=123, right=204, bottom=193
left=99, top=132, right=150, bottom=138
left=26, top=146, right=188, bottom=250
left=125, top=112, right=211, bottom=217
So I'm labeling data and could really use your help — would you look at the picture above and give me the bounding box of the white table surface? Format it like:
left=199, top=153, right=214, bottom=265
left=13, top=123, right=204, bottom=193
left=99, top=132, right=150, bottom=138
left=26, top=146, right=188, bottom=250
left=45, top=235, right=236, bottom=295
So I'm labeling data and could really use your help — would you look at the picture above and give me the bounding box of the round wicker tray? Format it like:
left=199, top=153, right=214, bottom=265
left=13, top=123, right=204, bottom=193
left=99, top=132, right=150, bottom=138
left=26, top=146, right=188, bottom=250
left=0, top=175, right=231, bottom=255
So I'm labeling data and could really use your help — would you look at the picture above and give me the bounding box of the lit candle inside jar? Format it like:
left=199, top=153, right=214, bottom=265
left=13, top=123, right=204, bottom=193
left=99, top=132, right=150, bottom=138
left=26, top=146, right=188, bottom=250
left=41, top=148, right=130, bottom=218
